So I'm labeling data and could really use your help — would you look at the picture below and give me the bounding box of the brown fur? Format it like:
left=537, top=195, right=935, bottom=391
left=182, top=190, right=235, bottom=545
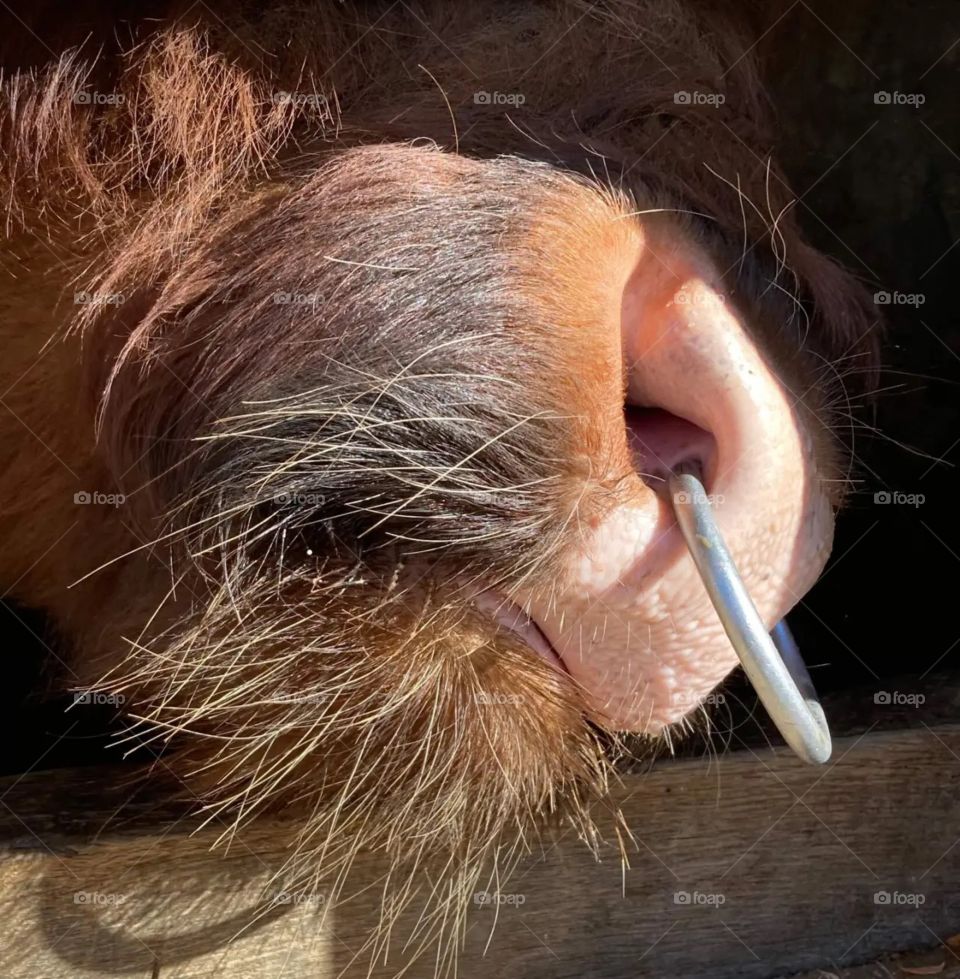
left=0, top=1, right=880, bottom=970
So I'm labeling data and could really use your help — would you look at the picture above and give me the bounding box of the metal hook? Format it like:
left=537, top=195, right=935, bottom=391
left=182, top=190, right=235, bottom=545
left=668, top=471, right=832, bottom=764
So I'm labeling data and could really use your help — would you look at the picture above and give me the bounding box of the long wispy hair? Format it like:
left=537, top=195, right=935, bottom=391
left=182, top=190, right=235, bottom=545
left=0, top=0, right=880, bottom=971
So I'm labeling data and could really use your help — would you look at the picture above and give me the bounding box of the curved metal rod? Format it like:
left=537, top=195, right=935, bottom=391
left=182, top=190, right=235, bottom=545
left=668, top=471, right=832, bottom=764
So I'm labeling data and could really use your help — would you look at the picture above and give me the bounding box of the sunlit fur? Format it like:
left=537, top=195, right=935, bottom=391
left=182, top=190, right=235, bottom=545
left=0, top=1, right=880, bottom=971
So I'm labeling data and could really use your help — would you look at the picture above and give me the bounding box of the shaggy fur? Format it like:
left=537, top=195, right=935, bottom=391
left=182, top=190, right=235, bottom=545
left=0, top=0, right=880, bottom=971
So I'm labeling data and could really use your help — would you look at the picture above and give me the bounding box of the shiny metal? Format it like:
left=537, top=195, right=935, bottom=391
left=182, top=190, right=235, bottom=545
left=668, top=471, right=832, bottom=764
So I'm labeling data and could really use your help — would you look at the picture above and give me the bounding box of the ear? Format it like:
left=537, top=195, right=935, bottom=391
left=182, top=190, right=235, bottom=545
left=508, top=214, right=836, bottom=733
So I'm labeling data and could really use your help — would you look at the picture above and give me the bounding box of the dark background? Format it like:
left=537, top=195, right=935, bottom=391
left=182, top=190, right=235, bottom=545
left=1, top=0, right=958, bottom=772
left=759, top=0, right=959, bottom=716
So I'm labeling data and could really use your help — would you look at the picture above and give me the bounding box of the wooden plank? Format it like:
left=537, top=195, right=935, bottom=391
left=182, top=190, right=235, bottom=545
left=1, top=721, right=959, bottom=978
left=788, top=944, right=960, bottom=979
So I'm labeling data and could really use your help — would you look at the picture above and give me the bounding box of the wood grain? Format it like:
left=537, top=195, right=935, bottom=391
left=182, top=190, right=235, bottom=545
left=2, top=718, right=959, bottom=978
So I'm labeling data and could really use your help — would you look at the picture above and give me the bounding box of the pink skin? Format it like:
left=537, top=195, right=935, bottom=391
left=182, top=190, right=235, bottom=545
left=492, top=234, right=834, bottom=733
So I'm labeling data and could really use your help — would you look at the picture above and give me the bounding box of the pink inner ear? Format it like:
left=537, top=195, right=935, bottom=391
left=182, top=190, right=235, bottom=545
left=624, top=405, right=716, bottom=496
